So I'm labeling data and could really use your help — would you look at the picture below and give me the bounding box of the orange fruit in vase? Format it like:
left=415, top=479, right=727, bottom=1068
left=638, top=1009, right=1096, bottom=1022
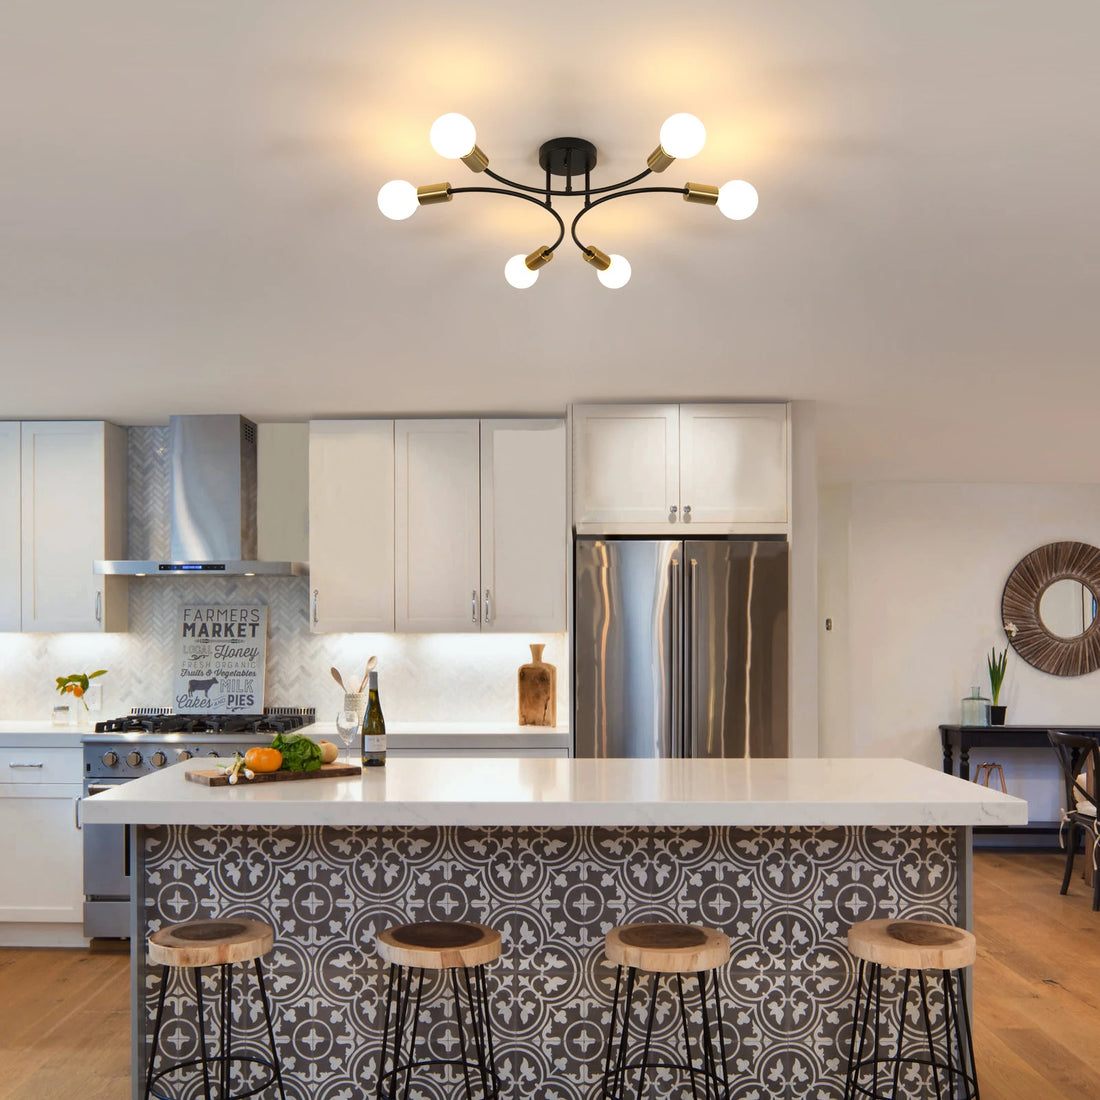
left=70, top=685, right=84, bottom=697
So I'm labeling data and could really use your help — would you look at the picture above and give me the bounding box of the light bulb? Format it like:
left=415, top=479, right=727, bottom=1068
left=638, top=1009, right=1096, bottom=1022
left=659, top=114, right=706, bottom=159
left=717, top=180, right=759, bottom=220
left=377, top=180, right=419, bottom=220
left=430, top=114, right=477, bottom=159
left=597, top=254, right=631, bottom=289
left=504, top=254, right=539, bottom=289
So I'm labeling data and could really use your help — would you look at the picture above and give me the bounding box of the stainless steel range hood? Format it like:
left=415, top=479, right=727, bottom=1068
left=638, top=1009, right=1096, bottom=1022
left=95, top=414, right=308, bottom=577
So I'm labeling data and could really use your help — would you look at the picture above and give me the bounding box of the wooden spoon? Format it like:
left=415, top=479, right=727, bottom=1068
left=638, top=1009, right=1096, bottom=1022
left=330, top=666, right=348, bottom=692
left=358, top=655, right=378, bottom=693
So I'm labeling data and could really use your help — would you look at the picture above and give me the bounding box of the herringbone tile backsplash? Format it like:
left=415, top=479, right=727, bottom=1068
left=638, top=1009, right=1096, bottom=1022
left=0, top=427, right=567, bottom=723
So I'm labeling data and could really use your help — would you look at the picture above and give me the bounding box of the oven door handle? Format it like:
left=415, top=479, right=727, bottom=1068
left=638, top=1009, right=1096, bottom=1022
left=123, top=825, right=131, bottom=879
left=74, top=796, right=81, bottom=831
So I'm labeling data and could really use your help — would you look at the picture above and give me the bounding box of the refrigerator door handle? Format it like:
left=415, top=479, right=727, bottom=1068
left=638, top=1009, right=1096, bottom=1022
left=670, top=555, right=682, bottom=759
left=686, top=557, right=698, bottom=757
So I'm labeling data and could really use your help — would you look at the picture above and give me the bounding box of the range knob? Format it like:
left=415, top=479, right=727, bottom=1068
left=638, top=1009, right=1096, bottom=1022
left=177, top=750, right=193, bottom=762
left=126, top=750, right=143, bottom=767
left=102, top=751, right=119, bottom=767
left=206, top=750, right=220, bottom=758
left=150, top=751, right=167, bottom=768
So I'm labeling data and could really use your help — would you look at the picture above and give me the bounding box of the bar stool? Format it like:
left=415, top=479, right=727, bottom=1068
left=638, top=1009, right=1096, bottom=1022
left=843, top=918, right=979, bottom=1100
left=599, top=921, right=731, bottom=1100
left=144, top=917, right=286, bottom=1100
left=375, top=920, right=503, bottom=1100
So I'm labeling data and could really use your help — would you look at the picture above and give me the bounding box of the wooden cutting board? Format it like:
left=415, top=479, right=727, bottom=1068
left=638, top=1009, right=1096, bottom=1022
left=186, top=763, right=362, bottom=786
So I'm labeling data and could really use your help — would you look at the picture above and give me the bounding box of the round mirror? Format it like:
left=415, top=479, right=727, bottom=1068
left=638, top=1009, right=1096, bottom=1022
left=1039, top=579, right=1098, bottom=639
left=1002, top=541, right=1100, bottom=676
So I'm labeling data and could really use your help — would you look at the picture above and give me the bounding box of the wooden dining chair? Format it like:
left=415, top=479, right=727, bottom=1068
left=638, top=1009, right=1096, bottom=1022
left=1047, top=729, right=1100, bottom=910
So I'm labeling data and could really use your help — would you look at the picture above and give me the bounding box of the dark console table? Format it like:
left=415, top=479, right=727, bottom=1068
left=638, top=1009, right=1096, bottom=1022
left=940, top=724, right=1100, bottom=841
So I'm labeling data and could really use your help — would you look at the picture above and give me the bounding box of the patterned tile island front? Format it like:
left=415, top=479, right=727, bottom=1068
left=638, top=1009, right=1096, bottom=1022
left=83, top=758, right=1026, bottom=1100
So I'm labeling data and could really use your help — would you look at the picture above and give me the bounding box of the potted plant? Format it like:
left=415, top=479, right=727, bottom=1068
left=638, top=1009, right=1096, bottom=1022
left=987, top=647, right=1009, bottom=725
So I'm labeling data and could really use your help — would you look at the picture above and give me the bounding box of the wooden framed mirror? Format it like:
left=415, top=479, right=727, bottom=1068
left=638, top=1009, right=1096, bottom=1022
left=1002, top=541, right=1100, bottom=676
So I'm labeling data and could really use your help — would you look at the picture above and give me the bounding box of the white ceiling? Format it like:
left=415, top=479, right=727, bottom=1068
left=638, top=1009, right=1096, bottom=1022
left=2, top=1, right=1098, bottom=483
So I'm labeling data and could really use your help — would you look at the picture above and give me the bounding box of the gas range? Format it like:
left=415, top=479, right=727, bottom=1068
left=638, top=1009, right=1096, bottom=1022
left=83, top=707, right=316, bottom=779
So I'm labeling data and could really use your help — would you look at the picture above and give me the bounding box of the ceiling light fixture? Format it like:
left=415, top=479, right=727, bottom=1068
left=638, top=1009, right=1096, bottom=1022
left=378, top=113, right=758, bottom=289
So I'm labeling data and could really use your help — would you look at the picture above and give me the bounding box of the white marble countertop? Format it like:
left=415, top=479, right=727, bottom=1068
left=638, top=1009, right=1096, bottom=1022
left=0, top=721, right=94, bottom=748
left=81, top=756, right=1028, bottom=828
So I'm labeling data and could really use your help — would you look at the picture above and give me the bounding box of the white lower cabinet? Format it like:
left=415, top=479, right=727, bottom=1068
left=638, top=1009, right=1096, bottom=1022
left=0, top=744, right=83, bottom=929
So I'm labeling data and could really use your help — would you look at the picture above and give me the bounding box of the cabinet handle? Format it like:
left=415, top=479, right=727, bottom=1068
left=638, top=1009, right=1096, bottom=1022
left=683, top=504, right=692, bottom=521
left=312, top=589, right=319, bottom=624
left=8, top=761, right=44, bottom=768
left=484, top=589, right=492, bottom=624
left=74, top=797, right=82, bottom=831
left=669, top=505, right=678, bottom=522
left=94, top=590, right=103, bottom=623
left=471, top=589, right=478, bottom=622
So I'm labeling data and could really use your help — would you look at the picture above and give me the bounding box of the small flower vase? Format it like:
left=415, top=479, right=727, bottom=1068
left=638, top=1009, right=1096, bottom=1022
left=990, top=705, right=1007, bottom=726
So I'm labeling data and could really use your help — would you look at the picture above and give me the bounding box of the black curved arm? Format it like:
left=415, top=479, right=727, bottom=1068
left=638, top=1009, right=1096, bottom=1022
left=569, top=186, right=688, bottom=255
left=448, top=186, right=566, bottom=253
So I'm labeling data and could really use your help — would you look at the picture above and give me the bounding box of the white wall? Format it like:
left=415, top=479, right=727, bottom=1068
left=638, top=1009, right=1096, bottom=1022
left=819, top=482, right=1100, bottom=820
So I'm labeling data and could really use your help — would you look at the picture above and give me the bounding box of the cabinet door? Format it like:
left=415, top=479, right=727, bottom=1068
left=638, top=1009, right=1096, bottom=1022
left=0, top=784, right=83, bottom=923
left=20, top=421, right=128, bottom=632
left=395, top=420, right=482, bottom=632
left=480, top=420, right=566, bottom=632
left=0, top=423, right=19, bottom=631
left=309, top=421, right=396, bottom=632
left=679, top=404, right=789, bottom=527
left=572, top=404, right=680, bottom=531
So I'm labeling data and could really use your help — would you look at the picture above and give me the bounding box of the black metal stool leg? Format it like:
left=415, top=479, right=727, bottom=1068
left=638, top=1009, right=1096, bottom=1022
left=957, top=969, right=980, bottom=1100
left=459, top=967, right=489, bottom=1100
left=194, top=966, right=214, bottom=1100
left=449, top=968, right=475, bottom=1100
left=711, top=969, right=731, bottom=1100
left=612, top=967, right=637, bottom=1100
left=696, top=971, right=719, bottom=1100
left=674, top=973, right=699, bottom=1100
left=220, top=962, right=233, bottom=1100
left=942, top=969, right=958, bottom=1098
left=843, top=959, right=865, bottom=1100
left=601, top=966, right=624, bottom=1100
left=890, top=968, right=912, bottom=1098
left=870, top=963, right=882, bottom=1100
left=387, top=965, right=413, bottom=1100
left=377, top=964, right=398, bottom=1100
left=916, top=969, right=942, bottom=1099
left=475, top=965, right=500, bottom=1100
left=254, top=958, right=287, bottom=1100
left=143, top=965, right=171, bottom=1100
left=635, top=971, right=660, bottom=1100
left=401, top=968, right=425, bottom=1100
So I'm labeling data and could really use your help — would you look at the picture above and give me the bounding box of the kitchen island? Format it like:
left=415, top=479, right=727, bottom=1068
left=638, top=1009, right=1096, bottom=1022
left=85, top=757, right=1025, bottom=1100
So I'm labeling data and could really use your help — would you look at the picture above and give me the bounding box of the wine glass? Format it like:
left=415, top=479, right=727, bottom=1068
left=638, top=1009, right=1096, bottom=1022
left=335, top=709, right=359, bottom=766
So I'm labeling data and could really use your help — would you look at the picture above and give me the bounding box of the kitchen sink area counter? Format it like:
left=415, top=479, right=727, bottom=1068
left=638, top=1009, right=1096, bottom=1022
left=86, top=759, right=1024, bottom=1099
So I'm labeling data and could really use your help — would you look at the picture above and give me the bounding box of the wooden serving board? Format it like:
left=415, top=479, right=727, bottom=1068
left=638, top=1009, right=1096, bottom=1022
left=186, top=763, right=362, bottom=786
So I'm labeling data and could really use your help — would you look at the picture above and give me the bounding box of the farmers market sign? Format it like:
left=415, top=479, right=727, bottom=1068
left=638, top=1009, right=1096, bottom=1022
left=173, top=604, right=267, bottom=714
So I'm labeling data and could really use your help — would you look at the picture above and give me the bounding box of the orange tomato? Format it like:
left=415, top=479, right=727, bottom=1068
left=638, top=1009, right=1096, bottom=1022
left=70, top=685, right=84, bottom=698
left=244, top=747, right=282, bottom=773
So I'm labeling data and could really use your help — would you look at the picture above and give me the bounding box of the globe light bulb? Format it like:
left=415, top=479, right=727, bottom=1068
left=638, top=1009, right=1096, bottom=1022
left=377, top=180, right=419, bottom=221
left=717, top=180, right=759, bottom=220
left=430, top=114, right=477, bottom=159
left=659, top=113, right=706, bottom=159
left=504, top=254, right=539, bottom=289
left=597, top=254, right=631, bottom=289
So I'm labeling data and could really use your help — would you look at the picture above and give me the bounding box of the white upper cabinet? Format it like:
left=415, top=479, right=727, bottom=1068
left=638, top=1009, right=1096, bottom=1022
left=480, top=419, right=566, bottom=633
left=572, top=404, right=679, bottom=527
left=19, top=421, right=128, bottom=633
left=395, top=420, right=482, bottom=632
left=0, top=424, right=20, bottom=632
left=572, top=402, right=789, bottom=535
left=309, top=420, right=396, bottom=633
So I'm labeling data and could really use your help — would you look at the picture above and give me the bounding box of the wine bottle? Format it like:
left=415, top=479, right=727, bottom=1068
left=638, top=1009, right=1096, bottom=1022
left=361, top=670, right=387, bottom=767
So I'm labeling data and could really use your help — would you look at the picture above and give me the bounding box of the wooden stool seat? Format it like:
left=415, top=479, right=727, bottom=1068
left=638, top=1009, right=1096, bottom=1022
left=605, top=922, right=730, bottom=974
left=376, top=921, right=502, bottom=970
left=148, top=918, right=274, bottom=968
left=848, top=918, right=976, bottom=971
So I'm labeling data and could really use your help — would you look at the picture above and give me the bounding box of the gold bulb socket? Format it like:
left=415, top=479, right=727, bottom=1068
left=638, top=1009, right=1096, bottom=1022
left=460, top=144, right=490, bottom=173
left=525, top=246, right=553, bottom=271
left=416, top=182, right=453, bottom=205
left=684, top=182, right=720, bottom=205
left=582, top=246, right=611, bottom=272
left=647, top=145, right=675, bottom=173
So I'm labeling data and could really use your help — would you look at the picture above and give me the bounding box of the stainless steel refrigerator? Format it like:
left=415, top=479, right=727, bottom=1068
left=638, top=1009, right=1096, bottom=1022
left=573, top=537, right=789, bottom=758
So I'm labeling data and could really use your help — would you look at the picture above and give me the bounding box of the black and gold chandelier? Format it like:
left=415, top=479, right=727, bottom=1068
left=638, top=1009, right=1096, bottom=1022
left=377, top=113, right=758, bottom=289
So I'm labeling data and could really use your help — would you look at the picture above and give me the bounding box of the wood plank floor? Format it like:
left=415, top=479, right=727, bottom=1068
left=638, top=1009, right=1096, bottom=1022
left=0, top=851, right=1095, bottom=1099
